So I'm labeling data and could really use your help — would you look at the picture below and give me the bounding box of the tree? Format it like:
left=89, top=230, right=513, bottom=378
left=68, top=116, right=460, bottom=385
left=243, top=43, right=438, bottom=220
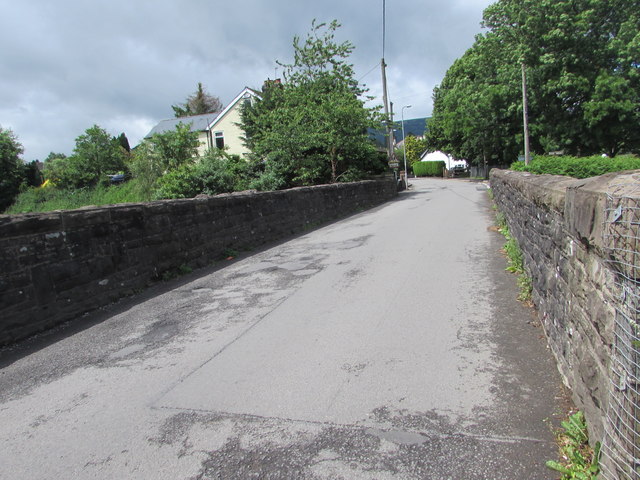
left=426, top=33, right=521, bottom=166
left=143, top=122, right=200, bottom=171
left=44, top=152, right=67, bottom=162
left=129, top=123, right=201, bottom=199
left=582, top=10, right=640, bottom=157
left=240, top=79, right=284, bottom=158
left=0, top=127, right=25, bottom=211
left=428, top=0, right=640, bottom=163
left=73, top=125, right=127, bottom=177
left=44, top=125, right=127, bottom=188
left=172, top=83, right=223, bottom=117
left=23, top=161, right=44, bottom=188
left=117, top=133, right=131, bottom=153
left=403, top=135, right=428, bottom=167
left=240, top=20, right=382, bottom=187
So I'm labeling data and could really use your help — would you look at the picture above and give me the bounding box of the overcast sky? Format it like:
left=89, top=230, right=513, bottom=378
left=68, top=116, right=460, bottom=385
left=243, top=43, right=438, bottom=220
left=1, top=0, right=493, bottom=162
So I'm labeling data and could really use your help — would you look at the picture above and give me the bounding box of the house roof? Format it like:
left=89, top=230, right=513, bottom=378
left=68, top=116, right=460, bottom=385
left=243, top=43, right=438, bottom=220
left=145, top=87, right=260, bottom=138
left=145, top=112, right=220, bottom=138
left=205, top=87, right=258, bottom=131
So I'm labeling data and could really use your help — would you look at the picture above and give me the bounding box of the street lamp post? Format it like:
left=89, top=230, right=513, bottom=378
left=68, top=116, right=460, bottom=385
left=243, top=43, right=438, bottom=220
left=401, top=105, right=412, bottom=188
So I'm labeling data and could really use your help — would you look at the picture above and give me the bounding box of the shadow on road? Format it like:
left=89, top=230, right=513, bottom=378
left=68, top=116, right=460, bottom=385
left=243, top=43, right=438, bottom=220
left=0, top=195, right=403, bottom=368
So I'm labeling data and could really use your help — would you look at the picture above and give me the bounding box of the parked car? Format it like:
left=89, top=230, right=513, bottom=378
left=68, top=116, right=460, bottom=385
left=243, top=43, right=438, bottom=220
left=108, top=173, right=127, bottom=184
left=451, top=165, right=467, bottom=177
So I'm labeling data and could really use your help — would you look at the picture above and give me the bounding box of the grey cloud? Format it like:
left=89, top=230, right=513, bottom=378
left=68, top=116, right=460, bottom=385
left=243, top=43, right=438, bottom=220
left=0, top=0, right=492, bottom=161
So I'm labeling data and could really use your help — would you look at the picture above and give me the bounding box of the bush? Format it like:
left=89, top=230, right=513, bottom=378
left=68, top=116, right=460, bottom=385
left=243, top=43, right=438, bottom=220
left=0, top=127, right=25, bottom=211
left=154, top=149, right=250, bottom=199
left=43, top=125, right=128, bottom=189
left=248, top=151, right=291, bottom=191
left=413, top=161, right=446, bottom=177
left=511, top=155, right=640, bottom=178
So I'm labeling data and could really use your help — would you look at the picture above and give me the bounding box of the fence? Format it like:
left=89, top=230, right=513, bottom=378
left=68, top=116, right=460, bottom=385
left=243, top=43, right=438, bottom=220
left=601, top=185, right=640, bottom=480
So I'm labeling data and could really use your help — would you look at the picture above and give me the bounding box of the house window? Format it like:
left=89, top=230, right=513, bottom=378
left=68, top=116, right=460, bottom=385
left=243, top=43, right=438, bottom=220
left=214, top=131, right=224, bottom=149
left=242, top=92, right=252, bottom=108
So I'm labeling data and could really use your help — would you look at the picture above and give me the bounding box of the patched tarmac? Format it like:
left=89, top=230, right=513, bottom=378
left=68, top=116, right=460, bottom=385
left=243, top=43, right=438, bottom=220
left=0, top=178, right=567, bottom=479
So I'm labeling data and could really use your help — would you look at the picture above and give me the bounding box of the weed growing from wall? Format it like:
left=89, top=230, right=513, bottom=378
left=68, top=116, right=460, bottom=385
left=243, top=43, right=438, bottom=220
left=160, top=264, right=193, bottom=282
left=546, top=411, right=600, bottom=479
left=495, top=209, right=532, bottom=303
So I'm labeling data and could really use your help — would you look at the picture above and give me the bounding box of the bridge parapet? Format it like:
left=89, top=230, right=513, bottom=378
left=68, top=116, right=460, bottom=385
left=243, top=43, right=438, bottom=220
left=491, top=169, right=640, bottom=480
left=0, top=178, right=397, bottom=346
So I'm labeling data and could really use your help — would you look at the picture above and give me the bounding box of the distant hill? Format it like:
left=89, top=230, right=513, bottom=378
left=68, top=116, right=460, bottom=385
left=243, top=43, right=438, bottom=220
left=369, top=117, right=430, bottom=148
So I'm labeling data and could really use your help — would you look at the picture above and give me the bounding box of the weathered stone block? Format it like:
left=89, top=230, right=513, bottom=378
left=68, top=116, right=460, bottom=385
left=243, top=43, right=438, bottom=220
left=490, top=168, right=640, bottom=445
left=0, top=212, right=62, bottom=238
left=0, top=179, right=397, bottom=345
left=61, top=208, right=111, bottom=229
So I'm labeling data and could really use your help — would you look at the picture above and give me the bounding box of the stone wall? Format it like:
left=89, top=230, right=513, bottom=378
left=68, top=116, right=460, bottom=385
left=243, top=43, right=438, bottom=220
left=0, top=179, right=397, bottom=345
left=490, top=169, right=640, bottom=444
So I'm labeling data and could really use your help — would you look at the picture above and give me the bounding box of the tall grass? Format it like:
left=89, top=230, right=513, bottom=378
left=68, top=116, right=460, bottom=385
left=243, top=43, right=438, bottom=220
left=5, top=180, right=151, bottom=214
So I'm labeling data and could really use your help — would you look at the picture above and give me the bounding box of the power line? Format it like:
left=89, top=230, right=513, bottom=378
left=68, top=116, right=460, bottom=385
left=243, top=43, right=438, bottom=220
left=392, top=91, right=432, bottom=101
left=358, top=63, right=380, bottom=82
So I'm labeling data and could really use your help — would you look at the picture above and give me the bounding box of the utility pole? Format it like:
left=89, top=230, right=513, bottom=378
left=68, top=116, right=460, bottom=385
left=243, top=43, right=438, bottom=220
left=381, top=0, right=395, bottom=170
left=381, top=59, right=394, bottom=166
left=402, top=105, right=412, bottom=187
left=521, top=62, right=531, bottom=165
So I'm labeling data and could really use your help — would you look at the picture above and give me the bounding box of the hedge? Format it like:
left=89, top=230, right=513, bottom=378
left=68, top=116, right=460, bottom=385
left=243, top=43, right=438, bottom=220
left=413, top=161, right=446, bottom=177
left=510, top=155, right=640, bottom=179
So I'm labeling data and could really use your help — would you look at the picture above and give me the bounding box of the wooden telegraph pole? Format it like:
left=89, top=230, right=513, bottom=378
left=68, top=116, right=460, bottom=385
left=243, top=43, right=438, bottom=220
left=381, top=0, right=396, bottom=171
left=521, top=62, right=531, bottom=166
left=381, top=58, right=393, bottom=164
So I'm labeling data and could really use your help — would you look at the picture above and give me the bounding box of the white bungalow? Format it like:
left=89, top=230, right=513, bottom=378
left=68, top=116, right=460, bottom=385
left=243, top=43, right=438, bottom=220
left=420, top=150, right=468, bottom=171
left=145, top=87, right=259, bottom=158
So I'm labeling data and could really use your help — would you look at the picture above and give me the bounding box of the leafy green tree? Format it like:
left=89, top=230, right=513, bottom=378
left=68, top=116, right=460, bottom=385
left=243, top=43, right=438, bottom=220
left=403, top=135, right=428, bottom=167
left=426, top=33, right=521, bottom=165
left=241, top=20, right=381, bottom=187
left=241, top=80, right=283, bottom=156
left=23, top=160, right=44, bottom=187
left=74, top=125, right=127, bottom=178
left=45, top=125, right=127, bottom=189
left=147, top=122, right=200, bottom=171
left=0, top=127, right=25, bottom=211
left=44, top=152, right=67, bottom=163
left=582, top=10, right=640, bottom=157
left=584, top=72, right=640, bottom=157
left=428, top=0, right=640, bottom=163
left=41, top=153, right=68, bottom=187
left=117, top=132, right=131, bottom=153
left=129, top=122, right=201, bottom=199
left=44, top=155, right=88, bottom=188
left=172, top=83, right=223, bottom=117
left=128, top=141, right=164, bottom=200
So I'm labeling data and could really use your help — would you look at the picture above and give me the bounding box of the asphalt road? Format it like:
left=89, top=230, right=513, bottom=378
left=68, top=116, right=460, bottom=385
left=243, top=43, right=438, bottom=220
left=0, top=177, right=567, bottom=479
